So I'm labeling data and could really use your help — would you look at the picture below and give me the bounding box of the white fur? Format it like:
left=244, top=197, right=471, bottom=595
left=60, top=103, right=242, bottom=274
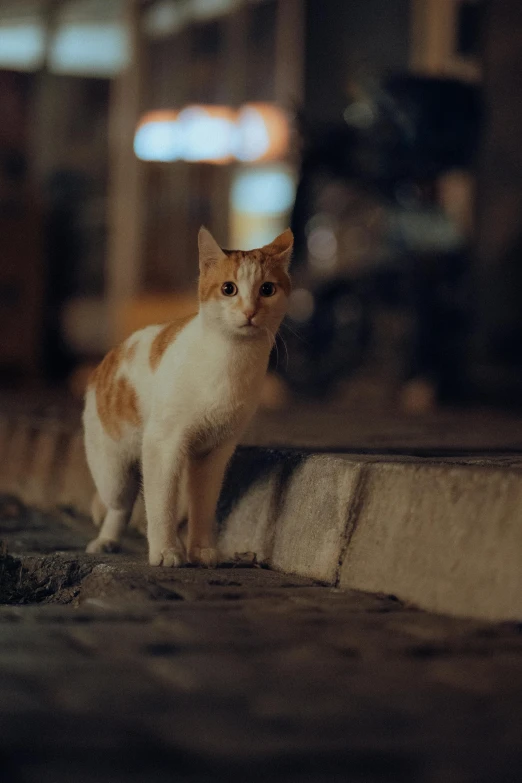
left=83, top=254, right=289, bottom=567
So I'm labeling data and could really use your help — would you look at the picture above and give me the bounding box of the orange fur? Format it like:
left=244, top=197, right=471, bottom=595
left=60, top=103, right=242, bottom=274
left=198, top=247, right=291, bottom=301
left=126, top=340, right=138, bottom=361
left=114, top=377, right=141, bottom=431
left=261, top=228, right=294, bottom=257
left=262, top=258, right=291, bottom=296
left=198, top=254, right=240, bottom=302
left=89, top=345, right=141, bottom=440
left=83, top=226, right=293, bottom=564
left=149, top=314, right=196, bottom=370
left=259, top=232, right=293, bottom=295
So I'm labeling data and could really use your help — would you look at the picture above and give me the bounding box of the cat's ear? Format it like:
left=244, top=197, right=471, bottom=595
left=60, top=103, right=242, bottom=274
left=198, top=226, right=225, bottom=271
left=261, top=228, right=294, bottom=270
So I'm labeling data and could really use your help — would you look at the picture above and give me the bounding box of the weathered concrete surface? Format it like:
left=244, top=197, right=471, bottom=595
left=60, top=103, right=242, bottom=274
left=2, top=405, right=522, bottom=621
left=3, top=501, right=522, bottom=783
left=220, top=453, right=363, bottom=583
left=219, top=452, right=522, bottom=621
left=340, top=463, right=522, bottom=620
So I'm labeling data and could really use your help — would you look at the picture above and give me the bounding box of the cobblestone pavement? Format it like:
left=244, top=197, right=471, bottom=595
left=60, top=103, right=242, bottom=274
left=1, top=496, right=522, bottom=783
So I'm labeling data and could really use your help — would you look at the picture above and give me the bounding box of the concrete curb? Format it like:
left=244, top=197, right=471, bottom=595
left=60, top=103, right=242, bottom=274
left=1, top=414, right=522, bottom=622
left=219, top=449, right=522, bottom=621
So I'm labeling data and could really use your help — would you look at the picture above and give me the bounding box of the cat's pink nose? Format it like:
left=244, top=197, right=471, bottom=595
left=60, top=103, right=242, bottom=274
left=243, top=309, right=256, bottom=323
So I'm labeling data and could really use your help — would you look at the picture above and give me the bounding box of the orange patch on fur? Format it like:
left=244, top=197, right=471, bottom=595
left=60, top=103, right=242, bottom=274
left=149, top=314, right=196, bottom=370
left=263, top=258, right=291, bottom=296
left=113, top=376, right=141, bottom=430
left=198, top=254, right=240, bottom=302
left=199, top=247, right=292, bottom=300
left=125, top=340, right=138, bottom=361
left=260, top=231, right=293, bottom=295
left=89, top=344, right=141, bottom=440
left=88, top=344, right=121, bottom=391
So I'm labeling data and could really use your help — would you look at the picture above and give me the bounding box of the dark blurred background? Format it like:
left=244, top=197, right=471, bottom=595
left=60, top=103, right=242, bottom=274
left=0, top=0, right=520, bottom=415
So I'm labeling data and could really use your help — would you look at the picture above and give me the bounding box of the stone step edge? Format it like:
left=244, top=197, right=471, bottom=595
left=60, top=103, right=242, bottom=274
left=1, top=415, right=522, bottom=623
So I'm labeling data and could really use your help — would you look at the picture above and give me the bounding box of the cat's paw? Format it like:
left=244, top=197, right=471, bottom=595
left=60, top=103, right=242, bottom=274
left=188, top=546, right=219, bottom=568
left=86, top=537, right=120, bottom=554
left=149, top=548, right=186, bottom=567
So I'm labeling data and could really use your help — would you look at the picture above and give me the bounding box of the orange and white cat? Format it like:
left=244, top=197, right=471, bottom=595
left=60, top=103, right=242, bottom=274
left=83, top=226, right=293, bottom=567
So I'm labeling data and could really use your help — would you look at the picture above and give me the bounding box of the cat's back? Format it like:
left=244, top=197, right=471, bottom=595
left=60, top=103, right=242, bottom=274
left=83, top=324, right=158, bottom=440
left=84, top=316, right=199, bottom=440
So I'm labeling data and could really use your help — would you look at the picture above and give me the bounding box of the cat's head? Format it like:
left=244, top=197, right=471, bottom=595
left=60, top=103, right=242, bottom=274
left=198, top=227, right=293, bottom=339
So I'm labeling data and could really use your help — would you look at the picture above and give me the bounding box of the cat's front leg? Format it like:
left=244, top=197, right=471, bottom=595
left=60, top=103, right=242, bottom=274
left=142, top=431, right=187, bottom=567
left=186, top=441, right=236, bottom=567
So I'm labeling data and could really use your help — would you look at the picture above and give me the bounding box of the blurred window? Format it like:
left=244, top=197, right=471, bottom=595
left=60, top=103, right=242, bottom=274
left=230, top=164, right=295, bottom=249
left=0, top=0, right=129, bottom=76
left=50, top=22, right=129, bottom=76
left=0, top=21, right=45, bottom=70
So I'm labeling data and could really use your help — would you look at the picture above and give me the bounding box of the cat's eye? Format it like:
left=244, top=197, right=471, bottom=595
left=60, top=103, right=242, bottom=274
left=260, top=282, right=276, bottom=297
left=221, top=282, right=238, bottom=296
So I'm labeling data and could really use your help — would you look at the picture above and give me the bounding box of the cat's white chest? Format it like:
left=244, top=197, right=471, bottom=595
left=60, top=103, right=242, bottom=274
left=150, top=323, right=265, bottom=451
left=185, top=353, right=257, bottom=450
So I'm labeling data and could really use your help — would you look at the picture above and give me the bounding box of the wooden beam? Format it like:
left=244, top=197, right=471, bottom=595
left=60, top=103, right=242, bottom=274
left=274, top=0, right=305, bottom=106
left=410, top=0, right=480, bottom=81
left=106, top=0, right=146, bottom=342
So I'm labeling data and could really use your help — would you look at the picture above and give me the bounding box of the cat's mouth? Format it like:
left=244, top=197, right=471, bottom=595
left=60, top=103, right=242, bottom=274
left=239, top=322, right=261, bottom=333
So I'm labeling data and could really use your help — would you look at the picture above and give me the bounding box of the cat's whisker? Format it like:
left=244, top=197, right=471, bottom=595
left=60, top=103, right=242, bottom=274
left=281, top=320, right=308, bottom=344
left=262, top=324, right=276, bottom=348
left=265, top=325, right=289, bottom=372
left=276, top=331, right=290, bottom=371
left=263, top=326, right=279, bottom=366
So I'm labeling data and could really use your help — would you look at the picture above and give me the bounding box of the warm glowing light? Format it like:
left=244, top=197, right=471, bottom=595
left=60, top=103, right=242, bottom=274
left=235, top=107, right=270, bottom=161
left=178, top=106, right=236, bottom=163
left=230, top=164, right=296, bottom=250
left=134, top=111, right=180, bottom=162
left=0, top=11, right=129, bottom=76
left=0, top=22, right=45, bottom=70
left=134, top=103, right=290, bottom=164
left=231, top=166, right=295, bottom=215
left=237, top=103, right=290, bottom=163
left=136, top=110, right=180, bottom=127
left=50, top=23, right=130, bottom=76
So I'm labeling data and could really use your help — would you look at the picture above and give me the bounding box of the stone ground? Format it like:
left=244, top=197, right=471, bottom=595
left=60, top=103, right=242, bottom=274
left=1, top=496, right=522, bottom=782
